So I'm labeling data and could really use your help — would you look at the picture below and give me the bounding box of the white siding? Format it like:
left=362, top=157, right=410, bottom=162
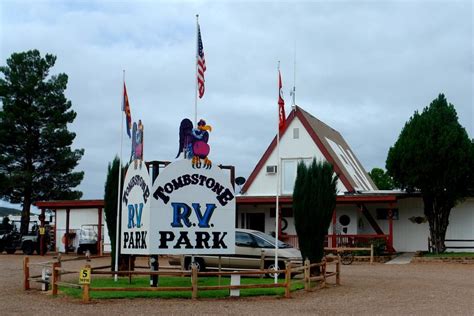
left=446, top=198, right=474, bottom=251
left=244, top=117, right=347, bottom=197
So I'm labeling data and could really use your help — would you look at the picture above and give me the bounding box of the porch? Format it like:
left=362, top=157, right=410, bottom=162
left=236, top=193, right=399, bottom=253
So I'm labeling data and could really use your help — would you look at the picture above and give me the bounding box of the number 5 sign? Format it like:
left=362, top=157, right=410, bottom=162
left=79, top=267, right=91, bottom=284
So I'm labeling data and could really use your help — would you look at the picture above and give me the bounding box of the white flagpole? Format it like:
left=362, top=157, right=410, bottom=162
left=274, top=62, right=281, bottom=284
left=194, top=14, right=199, bottom=125
left=114, top=70, right=125, bottom=281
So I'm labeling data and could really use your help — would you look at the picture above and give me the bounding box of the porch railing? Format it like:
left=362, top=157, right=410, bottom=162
left=281, top=234, right=391, bottom=252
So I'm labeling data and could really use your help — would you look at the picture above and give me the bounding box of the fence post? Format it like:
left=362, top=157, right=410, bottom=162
left=82, top=264, right=91, bottom=303
left=284, top=262, right=292, bottom=298
left=336, top=255, right=341, bottom=285
left=260, top=250, right=265, bottom=279
left=23, top=256, right=30, bottom=291
left=304, top=259, right=310, bottom=291
left=321, top=259, right=327, bottom=289
left=370, top=243, right=374, bottom=265
left=191, top=264, right=198, bottom=300
left=52, top=262, right=59, bottom=296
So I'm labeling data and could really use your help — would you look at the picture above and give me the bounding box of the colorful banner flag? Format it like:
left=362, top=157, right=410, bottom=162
left=278, top=71, right=286, bottom=132
left=123, top=82, right=132, bottom=138
left=197, top=23, right=206, bottom=98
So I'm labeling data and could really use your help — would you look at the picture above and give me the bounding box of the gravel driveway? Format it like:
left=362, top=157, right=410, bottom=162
left=0, top=254, right=472, bottom=315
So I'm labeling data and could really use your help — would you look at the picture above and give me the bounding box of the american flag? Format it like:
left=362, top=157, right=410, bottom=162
left=197, top=23, right=206, bottom=98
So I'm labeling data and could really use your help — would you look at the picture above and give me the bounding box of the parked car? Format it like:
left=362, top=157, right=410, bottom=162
left=168, top=229, right=302, bottom=277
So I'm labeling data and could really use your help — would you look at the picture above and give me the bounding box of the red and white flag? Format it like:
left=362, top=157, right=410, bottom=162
left=197, top=23, right=206, bottom=98
left=278, top=71, right=286, bottom=132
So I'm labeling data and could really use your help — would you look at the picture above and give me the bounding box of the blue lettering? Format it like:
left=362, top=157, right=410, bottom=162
left=192, top=203, right=216, bottom=228
left=171, top=202, right=192, bottom=228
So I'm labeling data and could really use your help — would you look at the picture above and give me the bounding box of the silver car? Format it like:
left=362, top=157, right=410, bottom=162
left=169, top=229, right=302, bottom=276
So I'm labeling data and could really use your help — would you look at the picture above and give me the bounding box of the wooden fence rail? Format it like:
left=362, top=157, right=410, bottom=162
left=23, top=255, right=341, bottom=303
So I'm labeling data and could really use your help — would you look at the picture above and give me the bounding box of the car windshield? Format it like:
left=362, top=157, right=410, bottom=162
left=251, top=231, right=292, bottom=248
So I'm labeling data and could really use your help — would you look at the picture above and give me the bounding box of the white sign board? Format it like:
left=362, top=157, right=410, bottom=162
left=150, top=159, right=235, bottom=254
left=121, top=162, right=152, bottom=254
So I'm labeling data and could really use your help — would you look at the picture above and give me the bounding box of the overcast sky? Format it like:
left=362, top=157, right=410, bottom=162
left=1, top=0, right=472, bottom=209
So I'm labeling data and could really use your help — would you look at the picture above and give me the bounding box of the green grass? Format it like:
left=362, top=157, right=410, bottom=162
left=422, top=252, right=474, bottom=258
left=60, top=276, right=305, bottom=299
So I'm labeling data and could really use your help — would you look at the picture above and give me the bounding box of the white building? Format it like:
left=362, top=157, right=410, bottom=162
left=236, top=105, right=474, bottom=252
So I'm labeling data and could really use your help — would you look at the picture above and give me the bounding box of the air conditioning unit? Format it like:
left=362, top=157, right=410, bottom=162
left=266, top=165, right=277, bottom=174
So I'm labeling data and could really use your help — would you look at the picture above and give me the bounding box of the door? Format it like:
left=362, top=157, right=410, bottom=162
left=246, top=213, right=265, bottom=232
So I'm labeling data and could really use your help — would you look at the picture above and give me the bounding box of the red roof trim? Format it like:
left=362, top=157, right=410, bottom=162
left=34, top=200, right=104, bottom=209
left=237, top=195, right=397, bottom=205
left=241, top=106, right=354, bottom=193
left=241, top=109, right=297, bottom=193
left=295, top=110, right=354, bottom=191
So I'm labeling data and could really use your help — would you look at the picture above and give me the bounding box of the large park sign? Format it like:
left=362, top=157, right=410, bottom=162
left=121, top=159, right=235, bottom=255
left=120, top=163, right=152, bottom=254
left=151, top=159, right=235, bottom=254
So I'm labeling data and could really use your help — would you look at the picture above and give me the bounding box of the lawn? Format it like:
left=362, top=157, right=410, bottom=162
left=59, top=276, right=306, bottom=299
left=423, top=252, right=474, bottom=258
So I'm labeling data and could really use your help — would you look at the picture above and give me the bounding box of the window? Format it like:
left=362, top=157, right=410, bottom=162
left=281, top=158, right=312, bottom=194
left=235, top=232, right=254, bottom=247
left=293, top=128, right=299, bottom=139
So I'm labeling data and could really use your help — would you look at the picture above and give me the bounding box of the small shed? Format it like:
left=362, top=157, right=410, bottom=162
left=34, top=200, right=109, bottom=255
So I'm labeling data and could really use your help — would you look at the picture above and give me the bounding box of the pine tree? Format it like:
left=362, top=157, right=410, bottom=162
left=293, top=159, right=338, bottom=274
left=0, top=50, right=84, bottom=234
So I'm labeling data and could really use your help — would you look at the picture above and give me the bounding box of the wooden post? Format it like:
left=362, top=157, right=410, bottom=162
left=52, top=262, right=59, bottom=296
left=284, top=262, right=291, bottom=298
left=260, top=250, right=265, bottom=279
left=321, top=259, right=327, bottom=289
left=23, top=256, right=30, bottom=291
left=191, top=264, right=198, bottom=300
left=336, top=255, right=341, bottom=286
left=304, top=259, right=310, bottom=291
left=370, top=243, right=374, bottom=265
left=82, top=264, right=91, bottom=303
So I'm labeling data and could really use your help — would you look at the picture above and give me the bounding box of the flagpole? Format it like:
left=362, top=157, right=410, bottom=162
left=114, top=70, right=125, bottom=282
left=194, top=14, right=199, bottom=125
left=274, top=62, right=281, bottom=284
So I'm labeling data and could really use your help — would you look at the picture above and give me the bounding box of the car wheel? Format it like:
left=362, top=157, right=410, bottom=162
left=185, top=257, right=205, bottom=272
left=5, top=248, right=16, bottom=254
left=0, top=243, right=4, bottom=253
left=22, top=241, right=35, bottom=255
left=265, top=261, right=284, bottom=279
left=77, top=245, right=84, bottom=255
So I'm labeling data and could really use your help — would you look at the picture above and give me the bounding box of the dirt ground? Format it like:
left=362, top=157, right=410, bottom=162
left=0, top=254, right=472, bottom=315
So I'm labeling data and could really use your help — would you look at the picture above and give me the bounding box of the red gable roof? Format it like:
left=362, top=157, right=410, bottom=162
left=241, top=105, right=358, bottom=193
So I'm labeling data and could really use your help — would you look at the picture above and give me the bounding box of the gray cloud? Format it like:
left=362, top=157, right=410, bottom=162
left=1, top=0, right=472, bottom=205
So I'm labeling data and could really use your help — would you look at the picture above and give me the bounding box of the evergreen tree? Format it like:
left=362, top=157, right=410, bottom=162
left=386, top=94, right=474, bottom=253
left=0, top=50, right=84, bottom=234
left=368, top=168, right=394, bottom=190
left=104, top=157, right=122, bottom=269
left=293, top=159, right=338, bottom=274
